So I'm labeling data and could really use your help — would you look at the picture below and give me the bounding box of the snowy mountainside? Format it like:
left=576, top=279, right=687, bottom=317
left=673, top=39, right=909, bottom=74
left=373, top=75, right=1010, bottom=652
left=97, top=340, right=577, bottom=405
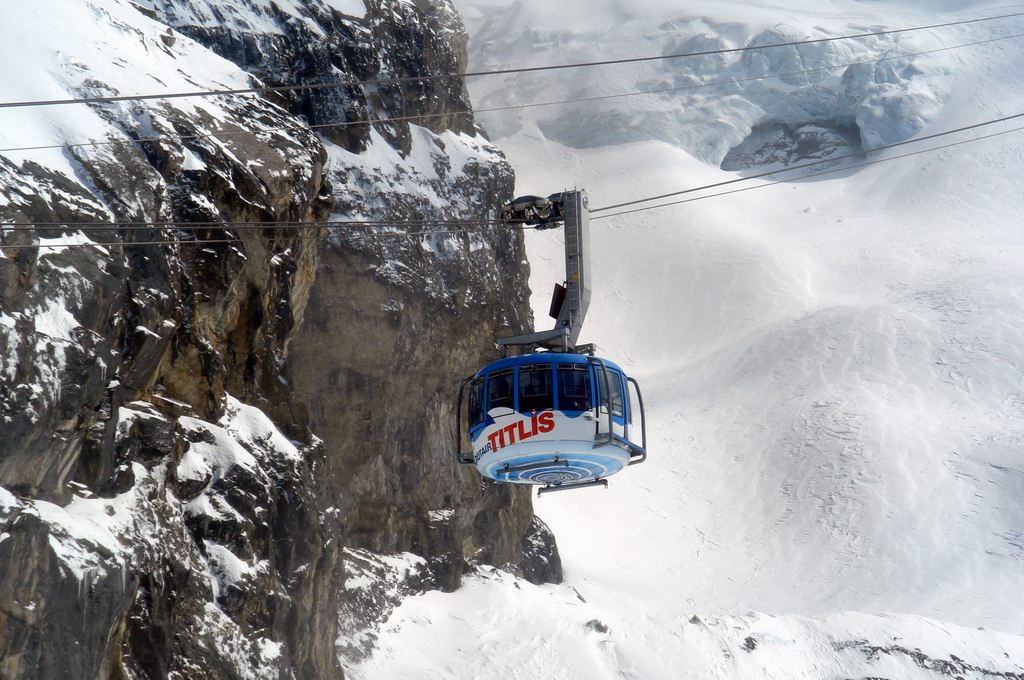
left=355, top=0, right=1024, bottom=677
left=1, top=0, right=342, bottom=675
left=355, top=569, right=1024, bottom=680
left=0, top=0, right=557, bottom=677
left=460, top=0, right=964, bottom=166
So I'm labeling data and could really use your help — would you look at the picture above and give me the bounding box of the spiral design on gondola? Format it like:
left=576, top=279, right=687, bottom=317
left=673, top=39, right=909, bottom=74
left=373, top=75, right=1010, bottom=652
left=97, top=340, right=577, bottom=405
left=519, top=465, right=590, bottom=485
left=482, top=450, right=625, bottom=485
left=529, top=469, right=583, bottom=484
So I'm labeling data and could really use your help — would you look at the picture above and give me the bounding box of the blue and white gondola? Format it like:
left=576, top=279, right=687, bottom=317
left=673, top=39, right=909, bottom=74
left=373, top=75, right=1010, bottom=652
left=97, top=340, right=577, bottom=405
left=458, top=352, right=646, bottom=495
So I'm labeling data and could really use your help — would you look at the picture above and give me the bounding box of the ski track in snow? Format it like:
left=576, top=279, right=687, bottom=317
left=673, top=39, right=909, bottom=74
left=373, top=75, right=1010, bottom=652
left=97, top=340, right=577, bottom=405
left=356, top=0, right=1024, bottom=677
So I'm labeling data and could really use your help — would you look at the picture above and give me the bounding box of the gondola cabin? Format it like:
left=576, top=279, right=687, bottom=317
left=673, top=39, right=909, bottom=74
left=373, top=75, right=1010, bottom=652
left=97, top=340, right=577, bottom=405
left=458, top=352, right=646, bottom=494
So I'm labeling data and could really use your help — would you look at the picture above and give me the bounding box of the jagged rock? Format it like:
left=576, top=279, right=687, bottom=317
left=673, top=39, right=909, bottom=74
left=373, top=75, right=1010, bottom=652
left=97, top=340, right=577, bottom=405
left=0, top=503, right=134, bottom=680
left=0, top=0, right=559, bottom=677
left=721, top=120, right=863, bottom=172
left=0, top=17, right=340, bottom=673
left=516, top=516, right=562, bottom=584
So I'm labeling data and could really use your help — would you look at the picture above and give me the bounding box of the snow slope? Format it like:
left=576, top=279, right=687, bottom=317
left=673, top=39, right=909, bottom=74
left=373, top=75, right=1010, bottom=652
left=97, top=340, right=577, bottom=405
left=0, top=0, right=258, bottom=178
left=355, top=0, right=1024, bottom=676
left=353, top=568, right=1024, bottom=680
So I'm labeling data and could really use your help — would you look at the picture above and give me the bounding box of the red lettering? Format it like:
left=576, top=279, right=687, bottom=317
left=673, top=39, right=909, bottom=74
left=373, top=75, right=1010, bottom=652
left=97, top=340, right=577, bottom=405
left=492, top=415, right=554, bottom=452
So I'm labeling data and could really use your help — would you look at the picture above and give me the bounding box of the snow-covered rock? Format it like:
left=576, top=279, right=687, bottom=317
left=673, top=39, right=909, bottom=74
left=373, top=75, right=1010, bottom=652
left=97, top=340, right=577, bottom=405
left=0, top=0, right=557, bottom=677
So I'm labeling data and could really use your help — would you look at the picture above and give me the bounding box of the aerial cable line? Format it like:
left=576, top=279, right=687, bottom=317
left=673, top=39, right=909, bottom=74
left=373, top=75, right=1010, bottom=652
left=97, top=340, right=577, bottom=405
left=2, top=30, right=1020, bottom=155
left=0, top=218, right=509, bottom=230
left=591, top=123, right=1024, bottom=220
left=590, top=109, right=1024, bottom=212
left=0, top=225, right=513, bottom=251
left=6, top=109, right=1024, bottom=234
left=5, top=120, right=1024, bottom=248
left=2, top=10, right=1024, bottom=110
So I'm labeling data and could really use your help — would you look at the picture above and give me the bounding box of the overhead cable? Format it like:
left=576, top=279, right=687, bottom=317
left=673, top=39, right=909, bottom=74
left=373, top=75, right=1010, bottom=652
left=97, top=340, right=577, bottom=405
left=0, top=218, right=507, bottom=230
left=0, top=226, right=513, bottom=251
left=3, top=121, right=1021, bottom=249
left=4, top=109, right=1024, bottom=240
left=3, top=31, right=1021, bottom=155
left=590, top=109, right=1024, bottom=212
left=2, top=10, right=1023, bottom=110
left=591, top=124, right=1024, bottom=220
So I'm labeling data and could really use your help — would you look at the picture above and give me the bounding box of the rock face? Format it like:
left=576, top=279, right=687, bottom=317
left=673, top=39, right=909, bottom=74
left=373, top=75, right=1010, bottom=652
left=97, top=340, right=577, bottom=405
left=155, top=0, right=558, bottom=620
left=0, top=0, right=559, bottom=678
left=291, top=125, right=539, bottom=591
left=720, top=121, right=862, bottom=172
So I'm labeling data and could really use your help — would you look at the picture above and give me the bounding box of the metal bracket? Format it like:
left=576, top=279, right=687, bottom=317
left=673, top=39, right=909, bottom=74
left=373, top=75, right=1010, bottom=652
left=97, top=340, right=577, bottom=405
left=537, top=478, right=609, bottom=496
left=500, top=457, right=569, bottom=476
left=497, top=327, right=570, bottom=356
left=500, top=193, right=565, bottom=228
left=499, top=190, right=591, bottom=353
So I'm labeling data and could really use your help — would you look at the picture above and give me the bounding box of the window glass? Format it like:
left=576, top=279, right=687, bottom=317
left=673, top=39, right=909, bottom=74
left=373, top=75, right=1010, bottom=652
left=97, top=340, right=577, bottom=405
left=593, top=366, right=625, bottom=418
left=518, top=364, right=553, bottom=413
left=608, top=370, right=625, bottom=418
left=557, top=364, right=591, bottom=411
left=468, top=378, right=484, bottom=426
left=486, top=369, right=514, bottom=411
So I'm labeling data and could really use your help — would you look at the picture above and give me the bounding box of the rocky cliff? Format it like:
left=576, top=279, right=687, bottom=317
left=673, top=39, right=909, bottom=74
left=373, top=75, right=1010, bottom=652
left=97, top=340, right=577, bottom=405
left=0, top=0, right=559, bottom=677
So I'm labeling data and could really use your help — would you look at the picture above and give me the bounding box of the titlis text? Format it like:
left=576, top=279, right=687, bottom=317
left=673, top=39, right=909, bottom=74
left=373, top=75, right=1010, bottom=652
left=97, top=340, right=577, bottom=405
left=474, top=412, right=555, bottom=461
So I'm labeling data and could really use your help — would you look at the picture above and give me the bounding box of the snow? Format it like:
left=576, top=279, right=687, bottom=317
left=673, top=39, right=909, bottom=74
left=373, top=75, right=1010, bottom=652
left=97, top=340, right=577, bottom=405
left=259, top=639, right=283, bottom=661
left=204, top=540, right=261, bottom=592
left=355, top=0, right=1024, bottom=675
left=427, top=509, right=455, bottom=523
left=154, top=0, right=367, bottom=35
left=33, top=296, right=80, bottom=345
left=326, top=128, right=448, bottom=212
left=176, top=415, right=262, bottom=489
left=219, top=395, right=301, bottom=462
left=321, top=0, right=367, bottom=18
left=325, top=126, right=506, bottom=219
left=323, top=123, right=507, bottom=286
left=353, top=569, right=1024, bottom=680
left=343, top=550, right=428, bottom=591
left=338, top=549, right=433, bottom=664
left=0, top=486, right=17, bottom=512
left=1, top=0, right=1021, bottom=674
left=193, top=602, right=280, bottom=680
left=0, top=0, right=259, bottom=179
left=8, top=463, right=158, bottom=584
left=0, top=313, right=19, bottom=381
left=181, top=147, right=207, bottom=171
left=36, top=231, right=110, bottom=256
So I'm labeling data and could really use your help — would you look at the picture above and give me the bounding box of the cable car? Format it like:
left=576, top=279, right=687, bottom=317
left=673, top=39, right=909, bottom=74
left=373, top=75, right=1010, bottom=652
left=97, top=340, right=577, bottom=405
left=456, top=189, right=648, bottom=495
left=457, top=350, right=646, bottom=494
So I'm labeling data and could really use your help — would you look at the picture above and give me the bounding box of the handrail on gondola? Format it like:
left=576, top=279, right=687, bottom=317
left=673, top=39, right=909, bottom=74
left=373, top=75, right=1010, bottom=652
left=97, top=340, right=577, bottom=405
left=626, top=376, right=647, bottom=466
left=456, top=374, right=475, bottom=464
